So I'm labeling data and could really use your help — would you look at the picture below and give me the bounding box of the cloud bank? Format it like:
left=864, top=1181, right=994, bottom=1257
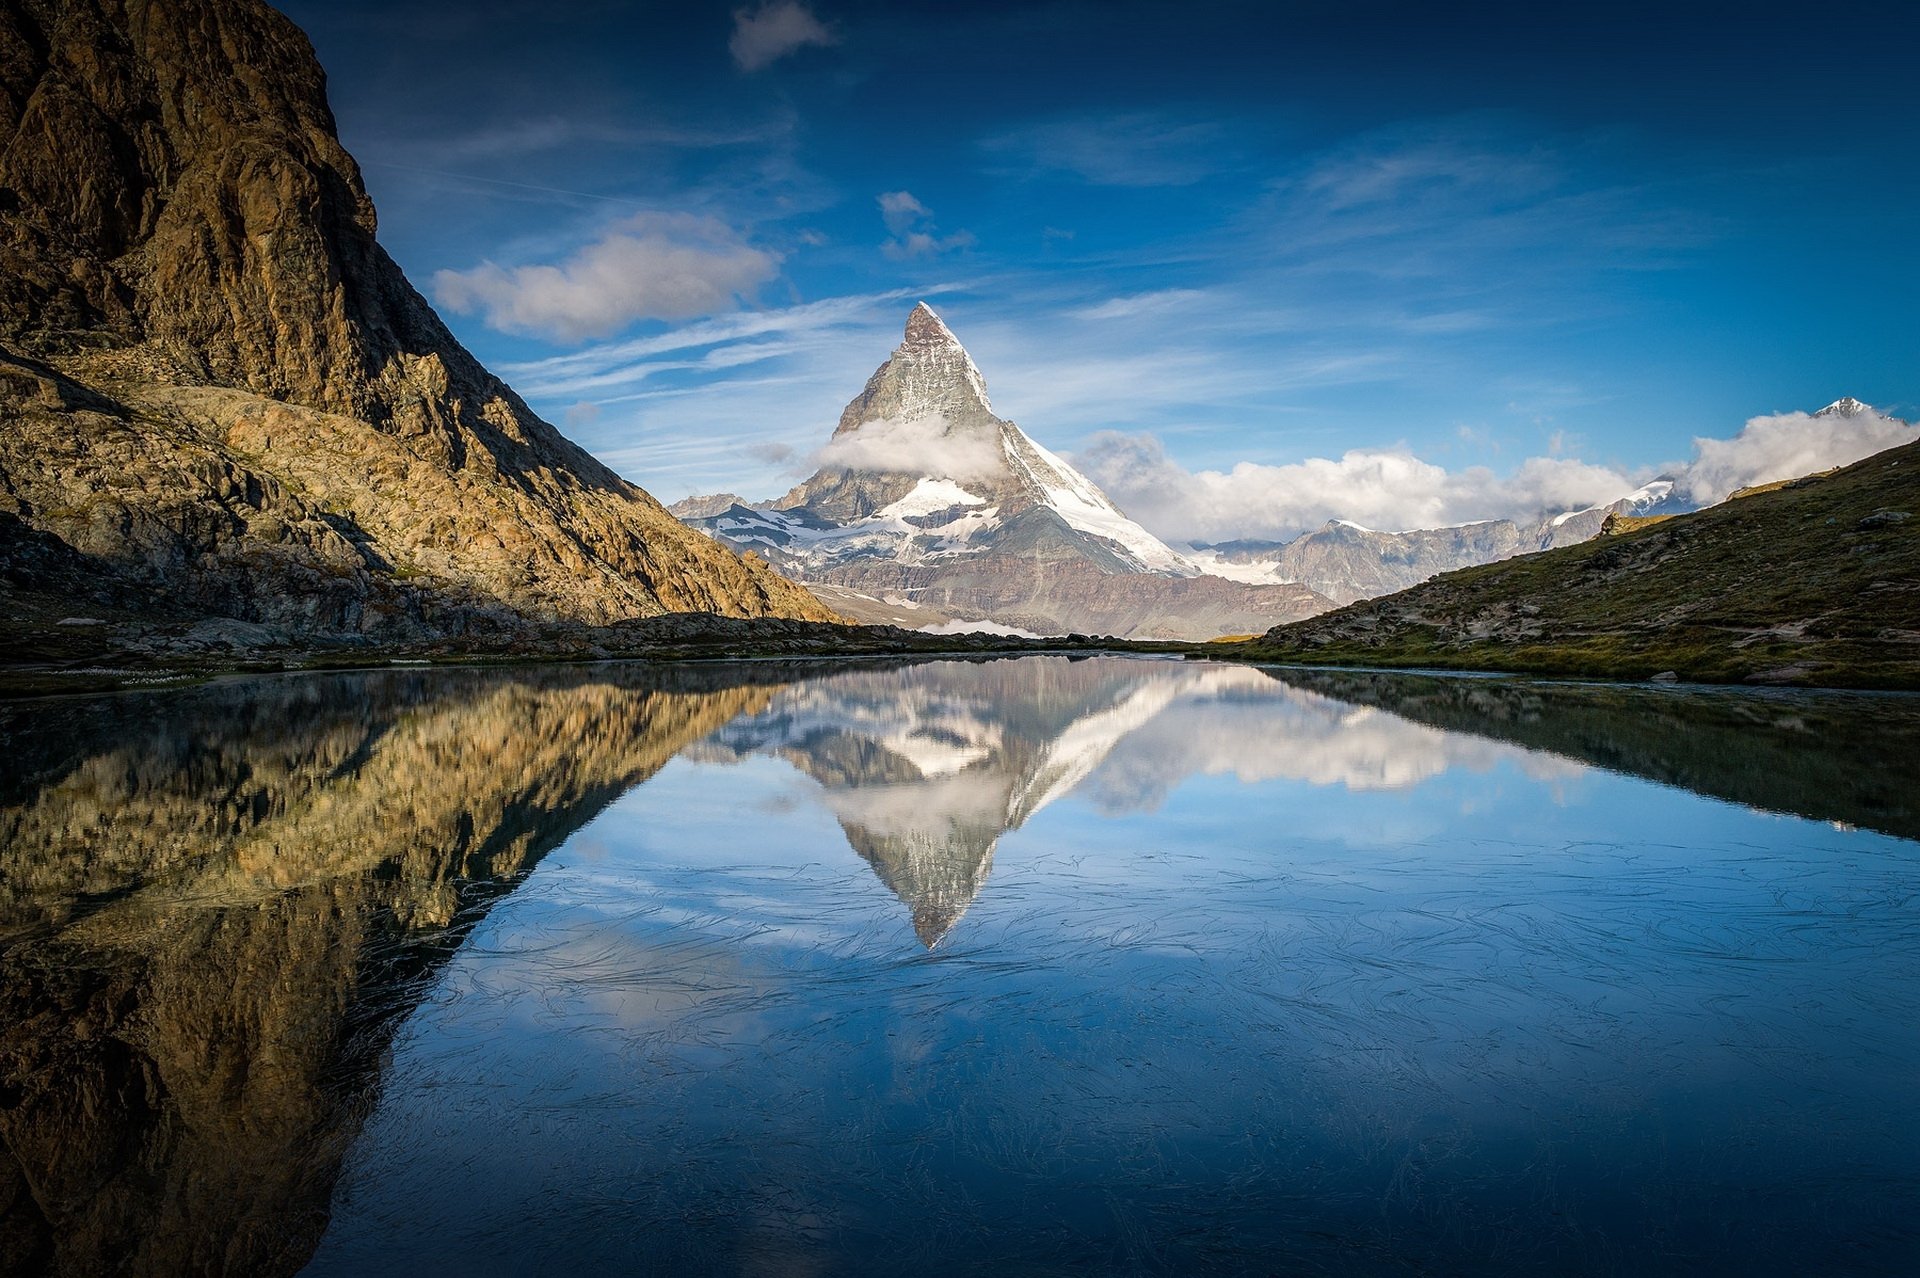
left=433, top=213, right=779, bottom=343
left=1679, top=406, right=1916, bottom=504
left=1075, top=402, right=1915, bottom=543
left=815, top=415, right=1008, bottom=484
left=730, top=2, right=836, bottom=72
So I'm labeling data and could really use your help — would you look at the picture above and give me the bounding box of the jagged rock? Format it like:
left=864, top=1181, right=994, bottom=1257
left=0, top=0, right=835, bottom=649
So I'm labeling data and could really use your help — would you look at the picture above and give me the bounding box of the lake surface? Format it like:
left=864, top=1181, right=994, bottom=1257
left=2, top=656, right=1918, bottom=1276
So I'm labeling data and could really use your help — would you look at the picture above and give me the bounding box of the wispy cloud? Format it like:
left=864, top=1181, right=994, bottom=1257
left=730, top=2, right=837, bottom=72
left=983, top=114, right=1236, bottom=187
left=816, top=414, right=1009, bottom=483
left=494, top=289, right=959, bottom=495
left=433, top=212, right=780, bottom=342
left=1249, top=118, right=1715, bottom=285
left=499, top=287, right=934, bottom=397
left=877, top=191, right=975, bottom=259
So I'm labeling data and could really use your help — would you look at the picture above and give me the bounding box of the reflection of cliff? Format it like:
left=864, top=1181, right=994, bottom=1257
left=0, top=666, right=782, bottom=1277
left=1260, top=668, right=1920, bottom=842
left=702, top=659, right=1287, bottom=945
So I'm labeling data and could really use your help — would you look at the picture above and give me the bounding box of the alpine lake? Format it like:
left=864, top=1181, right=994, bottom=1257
left=2, top=654, right=1917, bottom=1277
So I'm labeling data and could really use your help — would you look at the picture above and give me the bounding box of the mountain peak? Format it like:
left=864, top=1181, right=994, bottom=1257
left=905, top=300, right=954, bottom=343
left=1816, top=397, right=1873, bottom=418
left=825, top=303, right=994, bottom=442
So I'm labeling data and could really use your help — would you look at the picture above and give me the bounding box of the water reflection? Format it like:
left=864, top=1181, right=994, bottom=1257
left=695, top=660, right=1582, bottom=944
left=0, top=665, right=784, bottom=1276
left=1261, top=665, right=1920, bottom=842
left=1, top=657, right=1917, bottom=1276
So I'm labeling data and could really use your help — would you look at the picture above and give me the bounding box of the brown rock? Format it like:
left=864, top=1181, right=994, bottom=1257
left=0, top=0, right=835, bottom=642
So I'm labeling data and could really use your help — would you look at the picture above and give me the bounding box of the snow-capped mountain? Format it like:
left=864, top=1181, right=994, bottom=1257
left=1815, top=396, right=1873, bottom=418
left=674, top=304, right=1330, bottom=638
left=690, top=657, right=1523, bottom=945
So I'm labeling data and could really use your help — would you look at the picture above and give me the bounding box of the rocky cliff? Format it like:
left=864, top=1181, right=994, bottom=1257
left=0, top=0, right=833, bottom=652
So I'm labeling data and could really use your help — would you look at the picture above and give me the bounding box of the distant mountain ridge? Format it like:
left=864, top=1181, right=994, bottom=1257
left=1188, top=477, right=1682, bottom=606
left=675, top=304, right=1331, bottom=639
left=1187, top=398, right=1898, bottom=605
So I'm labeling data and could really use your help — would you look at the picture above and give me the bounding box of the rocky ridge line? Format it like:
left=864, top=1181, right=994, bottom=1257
left=0, top=0, right=834, bottom=656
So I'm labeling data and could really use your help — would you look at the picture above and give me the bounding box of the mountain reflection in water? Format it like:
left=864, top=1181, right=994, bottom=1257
left=2, top=656, right=1917, bottom=1276
left=0, top=665, right=780, bottom=1276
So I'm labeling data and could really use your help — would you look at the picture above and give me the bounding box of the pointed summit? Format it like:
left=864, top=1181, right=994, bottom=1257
left=904, top=300, right=958, bottom=346
left=1816, top=397, right=1873, bottom=418
left=831, top=302, right=994, bottom=437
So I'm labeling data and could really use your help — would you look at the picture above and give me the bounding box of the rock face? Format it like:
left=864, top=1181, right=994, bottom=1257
left=0, top=0, right=833, bottom=642
left=674, top=304, right=1331, bottom=639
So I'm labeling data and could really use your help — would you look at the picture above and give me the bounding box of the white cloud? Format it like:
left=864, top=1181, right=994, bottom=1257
left=1073, top=433, right=1636, bottom=542
left=730, top=2, right=837, bottom=72
left=814, top=414, right=1009, bottom=483
left=876, top=191, right=974, bottom=259
left=878, top=190, right=931, bottom=236
left=1679, top=404, right=1916, bottom=504
left=1071, top=289, right=1210, bottom=322
left=1075, top=403, right=1918, bottom=545
left=432, top=213, right=779, bottom=342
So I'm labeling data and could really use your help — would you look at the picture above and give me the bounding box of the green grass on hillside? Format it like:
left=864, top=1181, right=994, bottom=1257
left=1230, top=440, right=1920, bottom=688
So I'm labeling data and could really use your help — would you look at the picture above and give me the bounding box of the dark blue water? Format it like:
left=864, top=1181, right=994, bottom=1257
left=2, top=657, right=1916, bottom=1275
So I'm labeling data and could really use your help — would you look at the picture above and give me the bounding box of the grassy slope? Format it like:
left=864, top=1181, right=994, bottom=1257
left=1233, top=439, right=1920, bottom=688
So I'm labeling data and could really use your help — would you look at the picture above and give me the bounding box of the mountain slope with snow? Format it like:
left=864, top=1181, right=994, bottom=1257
left=675, top=304, right=1329, bottom=639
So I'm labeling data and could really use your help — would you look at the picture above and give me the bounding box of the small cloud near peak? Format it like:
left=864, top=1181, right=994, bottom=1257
left=876, top=191, right=974, bottom=259
left=730, top=2, right=837, bottom=72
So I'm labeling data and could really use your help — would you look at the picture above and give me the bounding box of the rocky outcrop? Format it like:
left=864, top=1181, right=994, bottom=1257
left=0, top=0, right=834, bottom=646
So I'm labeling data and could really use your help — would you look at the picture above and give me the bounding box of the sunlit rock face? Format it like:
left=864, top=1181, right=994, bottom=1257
left=0, top=0, right=833, bottom=647
left=0, top=666, right=783, bottom=1277
left=674, top=306, right=1332, bottom=639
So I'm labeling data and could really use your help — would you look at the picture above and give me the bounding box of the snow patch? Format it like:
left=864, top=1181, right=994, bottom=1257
left=921, top=618, right=1044, bottom=638
left=1003, top=427, right=1196, bottom=575
left=875, top=478, right=987, bottom=519
left=1187, top=549, right=1285, bottom=585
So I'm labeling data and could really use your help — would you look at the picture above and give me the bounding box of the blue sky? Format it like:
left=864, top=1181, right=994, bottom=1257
left=283, top=0, right=1919, bottom=538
